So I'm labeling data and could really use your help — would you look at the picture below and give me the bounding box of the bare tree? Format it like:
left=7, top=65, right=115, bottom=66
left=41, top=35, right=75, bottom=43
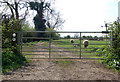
left=29, top=0, right=65, bottom=30
left=28, top=0, right=64, bottom=31
left=44, top=1, right=65, bottom=30
left=0, top=0, right=29, bottom=54
left=0, top=0, right=29, bottom=22
left=45, top=10, right=65, bottom=30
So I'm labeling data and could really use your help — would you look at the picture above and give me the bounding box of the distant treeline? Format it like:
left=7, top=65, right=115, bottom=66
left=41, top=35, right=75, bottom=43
left=62, top=35, right=110, bottom=41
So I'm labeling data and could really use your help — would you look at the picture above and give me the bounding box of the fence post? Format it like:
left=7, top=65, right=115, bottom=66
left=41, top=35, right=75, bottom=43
left=110, top=31, right=112, bottom=49
left=21, top=31, right=23, bottom=54
left=80, top=32, right=82, bottom=59
left=106, top=33, right=107, bottom=47
left=49, top=32, right=51, bottom=58
left=17, top=31, right=20, bottom=55
left=111, top=31, right=114, bottom=48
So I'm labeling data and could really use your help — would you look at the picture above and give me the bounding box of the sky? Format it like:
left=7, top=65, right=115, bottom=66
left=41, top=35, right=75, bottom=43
left=54, top=0, right=119, bottom=31
left=28, top=0, right=120, bottom=37
left=51, top=0, right=119, bottom=37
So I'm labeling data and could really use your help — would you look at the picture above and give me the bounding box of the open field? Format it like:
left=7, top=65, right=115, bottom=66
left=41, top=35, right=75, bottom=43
left=52, top=39, right=108, bottom=58
left=21, top=39, right=111, bottom=65
left=22, top=39, right=110, bottom=60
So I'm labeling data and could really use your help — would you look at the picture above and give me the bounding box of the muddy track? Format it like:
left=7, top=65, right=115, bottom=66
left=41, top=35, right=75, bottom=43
left=2, top=43, right=119, bottom=80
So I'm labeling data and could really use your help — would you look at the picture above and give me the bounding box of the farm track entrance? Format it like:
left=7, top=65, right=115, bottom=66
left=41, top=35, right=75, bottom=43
left=20, top=31, right=112, bottom=59
left=3, top=31, right=119, bottom=81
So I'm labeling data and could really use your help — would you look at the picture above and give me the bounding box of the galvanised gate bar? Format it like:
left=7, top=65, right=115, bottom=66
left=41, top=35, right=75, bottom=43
left=20, top=31, right=112, bottom=59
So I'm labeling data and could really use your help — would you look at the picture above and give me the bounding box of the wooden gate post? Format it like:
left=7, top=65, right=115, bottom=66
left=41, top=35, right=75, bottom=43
left=20, top=31, right=23, bottom=54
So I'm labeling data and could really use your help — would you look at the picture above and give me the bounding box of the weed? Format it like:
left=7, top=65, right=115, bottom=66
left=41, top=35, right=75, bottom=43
left=56, top=60, right=73, bottom=67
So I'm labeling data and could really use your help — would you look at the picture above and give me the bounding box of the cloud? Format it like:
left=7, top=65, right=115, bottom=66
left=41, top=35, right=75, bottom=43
left=27, top=0, right=119, bottom=36
left=55, top=0, right=119, bottom=32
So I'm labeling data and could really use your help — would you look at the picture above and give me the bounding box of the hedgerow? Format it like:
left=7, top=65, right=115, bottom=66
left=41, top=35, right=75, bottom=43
left=102, top=21, right=120, bottom=71
left=2, top=19, right=27, bottom=73
left=2, top=51, right=27, bottom=73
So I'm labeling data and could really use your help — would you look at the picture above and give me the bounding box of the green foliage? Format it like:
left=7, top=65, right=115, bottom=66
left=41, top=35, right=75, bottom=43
left=2, top=20, right=18, bottom=52
left=64, top=35, right=71, bottom=39
left=2, top=18, right=28, bottom=73
left=102, top=48, right=120, bottom=71
left=96, top=49, right=103, bottom=56
left=101, top=21, right=120, bottom=71
left=21, top=21, right=37, bottom=42
left=95, top=46, right=105, bottom=56
left=22, top=22, right=35, bottom=31
left=22, top=21, right=36, bottom=42
left=2, top=51, right=27, bottom=73
left=45, top=27, right=60, bottom=39
left=94, top=36, right=98, bottom=39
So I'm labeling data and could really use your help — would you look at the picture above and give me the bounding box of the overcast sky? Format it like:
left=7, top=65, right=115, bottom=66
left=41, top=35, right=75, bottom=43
left=50, top=0, right=119, bottom=36
left=29, top=0, right=120, bottom=37
left=54, top=0, right=119, bottom=31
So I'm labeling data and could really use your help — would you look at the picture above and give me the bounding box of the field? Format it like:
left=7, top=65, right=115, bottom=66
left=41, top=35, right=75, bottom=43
left=53, top=39, right=107, bottom=57
left=22, top=38, right=110, bottom=60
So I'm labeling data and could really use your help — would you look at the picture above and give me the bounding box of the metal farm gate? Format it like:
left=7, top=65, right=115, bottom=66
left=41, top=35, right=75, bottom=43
left=20, top=31, right=112, bottom=59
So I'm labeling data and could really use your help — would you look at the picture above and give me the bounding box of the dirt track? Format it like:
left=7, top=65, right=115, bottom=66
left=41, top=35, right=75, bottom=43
left=2, top=59, right=119, bottom=80
left=2, top=43, right=119, bottom=80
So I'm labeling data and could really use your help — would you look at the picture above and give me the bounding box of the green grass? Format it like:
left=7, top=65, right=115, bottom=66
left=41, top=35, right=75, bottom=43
left=52, top=39, right=109, bottom=59
left=53, top=39, right=108, bottom=49
left=22, top=39, right=109, bottom=63
left=56, top=60, right=73, bottom=67
left=22, top=39, right=109, bottom=60
left=51, top=39, right=113, bottom=67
